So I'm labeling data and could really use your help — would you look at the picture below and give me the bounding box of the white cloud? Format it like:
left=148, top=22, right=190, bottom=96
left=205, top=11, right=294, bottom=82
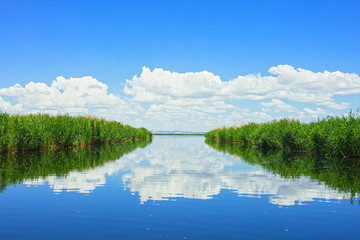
left=318, top=101, right=350, bottom=110
left=261, top=99, right=297, bottom=113
left=0, top=76, right=142, bottom=121
left=125, top=65, right=358, bottom=110
left=124, top=66, right=224, bottom=102
left=0, top=83, right=26, bottom=96
left=268, top=65, right=360, bottom=95
left=0, top=96, right=23, bottom=113
left=1, top=64, right=358, bottom=131
left=0, top=96, right=13, bottom=112
left=225, top=108, right=272, bottom=126
left=303, top=107, right=326, bottom=119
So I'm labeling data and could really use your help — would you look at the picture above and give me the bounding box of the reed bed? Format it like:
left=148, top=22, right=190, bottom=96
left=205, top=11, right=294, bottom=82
left=205, top=111, right=360, bottom=157
left=0, top=112, right=152, bottom=153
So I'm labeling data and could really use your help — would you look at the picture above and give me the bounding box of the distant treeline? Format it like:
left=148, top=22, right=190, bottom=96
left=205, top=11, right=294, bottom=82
left=0, top=112, right=152, bottom=153
left=205, top=111, right=360, bottom=157
left=206, top=141, right=360, bottom=203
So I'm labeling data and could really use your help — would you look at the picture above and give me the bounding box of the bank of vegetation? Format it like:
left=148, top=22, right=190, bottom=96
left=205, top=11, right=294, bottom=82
left=206, top=141, right=360, bottom=203
left=205, top=111, right=360, bottom=158
left=0, top=112, right=152, bottom=153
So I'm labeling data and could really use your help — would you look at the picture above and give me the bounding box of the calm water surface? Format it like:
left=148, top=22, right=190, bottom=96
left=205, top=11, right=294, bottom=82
left=0, top=136, right=359, bottom=239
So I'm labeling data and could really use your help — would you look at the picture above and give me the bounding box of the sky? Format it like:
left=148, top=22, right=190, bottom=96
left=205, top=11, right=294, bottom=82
left=1, top=0, right=360, bottom=132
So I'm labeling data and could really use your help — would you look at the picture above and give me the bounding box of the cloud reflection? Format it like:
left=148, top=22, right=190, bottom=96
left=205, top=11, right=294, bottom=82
left=25, top=137, right=349, bottom=205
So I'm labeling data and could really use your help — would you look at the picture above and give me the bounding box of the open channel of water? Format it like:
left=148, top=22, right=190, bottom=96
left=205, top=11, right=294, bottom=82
left=0, top=135, right=359, bottom=239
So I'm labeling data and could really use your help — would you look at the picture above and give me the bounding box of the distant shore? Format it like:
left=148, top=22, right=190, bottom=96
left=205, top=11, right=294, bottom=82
left=153, top=133, right=205, bottom=136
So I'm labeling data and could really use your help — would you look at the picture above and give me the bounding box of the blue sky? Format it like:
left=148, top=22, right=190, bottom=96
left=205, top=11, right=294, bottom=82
left=1, top=0, right=360, bottom=131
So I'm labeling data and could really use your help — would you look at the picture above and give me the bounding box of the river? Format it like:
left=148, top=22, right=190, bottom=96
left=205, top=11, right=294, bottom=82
left=0, top=135, right=359, bottom=239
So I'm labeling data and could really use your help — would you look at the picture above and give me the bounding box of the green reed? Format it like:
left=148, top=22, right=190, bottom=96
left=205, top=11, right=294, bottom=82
left=205, top=111, right=360, bottom=157
left=0, top=112, right=152, bottom=153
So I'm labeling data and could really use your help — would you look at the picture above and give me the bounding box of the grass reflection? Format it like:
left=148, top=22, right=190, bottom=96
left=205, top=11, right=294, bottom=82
left=0, top=140, right=152, bottom=193
left=206, top=140, right=360, bottom=203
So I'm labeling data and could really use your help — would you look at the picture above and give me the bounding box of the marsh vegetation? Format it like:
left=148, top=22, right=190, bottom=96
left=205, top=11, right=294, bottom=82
left=0, top=112, right=152, bottom=153
left=205, top=111, right=360, bottom=157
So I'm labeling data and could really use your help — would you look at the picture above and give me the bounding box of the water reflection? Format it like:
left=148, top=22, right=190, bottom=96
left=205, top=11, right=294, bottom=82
left=121, top=137, right=358, bottom=205
left=0, top=140, right=151, bottom=193
left=2, top=136, right=359, bottom=205
left=206, top=140, right=360, bottom=204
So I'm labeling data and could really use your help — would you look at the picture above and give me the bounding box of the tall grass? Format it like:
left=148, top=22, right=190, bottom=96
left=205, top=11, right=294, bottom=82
left=205, top=111, right=360, bottom=157
left=0, top=112, right=152, bottom=153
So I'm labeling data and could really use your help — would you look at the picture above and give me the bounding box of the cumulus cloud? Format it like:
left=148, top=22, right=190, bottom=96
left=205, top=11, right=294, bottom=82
left=0, top=96, right=23, bottom=113
left=125, top=65, right=358, bottom=110
left=0, top=96, right=13, bottom=112
left=1, top=64, right=358, bottom=131
left=0, top=76, right=142, bottom=118
left=268, top=65, right=360, bottom=95
left=302, top=107, right=327, bottom=119
left=124, top=67, right=224, bottom=102
left=261, top=99, right=297, bottom=113
left=0, top=83, right=26, bottom=96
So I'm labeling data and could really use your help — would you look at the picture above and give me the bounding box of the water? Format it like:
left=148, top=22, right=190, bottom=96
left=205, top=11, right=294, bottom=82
left=0, top=136, right=359, bottom=239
